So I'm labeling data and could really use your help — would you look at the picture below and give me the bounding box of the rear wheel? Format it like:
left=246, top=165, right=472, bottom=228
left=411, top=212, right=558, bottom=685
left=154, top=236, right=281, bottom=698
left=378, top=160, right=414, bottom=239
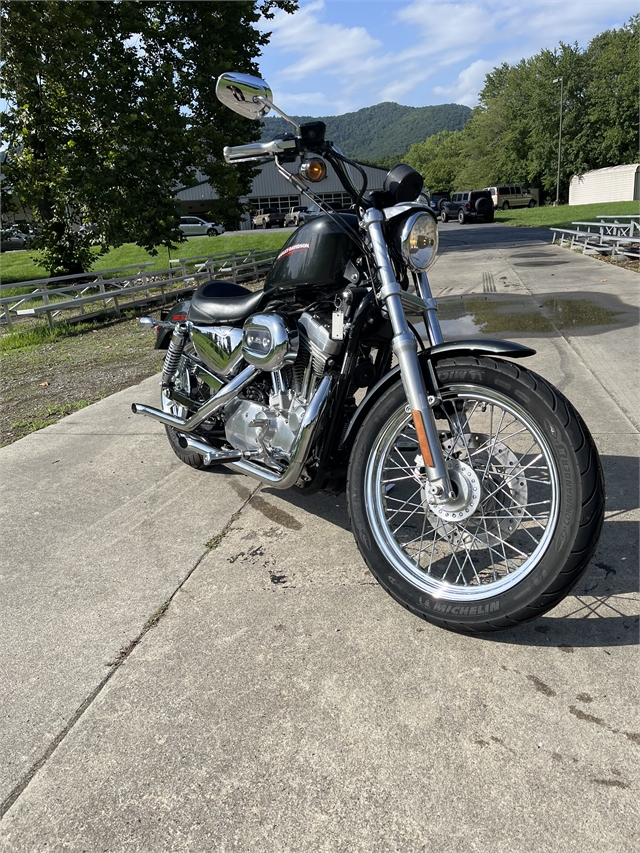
left=262, top=221, right=269, bottom=229
left=440, top=209, right=449, bottom=223
left=162, top=342, right=207, bottom=469
left=347, top=357, right=604, bottom=633
left=458, top=209, right=467, bottom=224
left=502, top=201, right=510, bottom=210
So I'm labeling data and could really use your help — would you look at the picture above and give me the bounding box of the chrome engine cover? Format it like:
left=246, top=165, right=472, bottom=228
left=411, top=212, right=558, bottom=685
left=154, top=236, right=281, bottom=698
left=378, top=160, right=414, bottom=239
left=224, top=396, right=307, bottom=457
left=242, top=313, right=299, bottom=371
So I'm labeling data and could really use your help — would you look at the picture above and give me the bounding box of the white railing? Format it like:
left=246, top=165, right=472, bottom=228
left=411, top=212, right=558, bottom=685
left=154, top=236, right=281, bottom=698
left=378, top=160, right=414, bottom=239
left=0, top=249, right=278, bottom=331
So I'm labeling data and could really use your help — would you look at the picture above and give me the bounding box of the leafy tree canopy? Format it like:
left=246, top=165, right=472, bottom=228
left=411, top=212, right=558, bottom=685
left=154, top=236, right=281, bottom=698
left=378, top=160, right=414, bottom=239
left=0, top=0, right=297, bottom=275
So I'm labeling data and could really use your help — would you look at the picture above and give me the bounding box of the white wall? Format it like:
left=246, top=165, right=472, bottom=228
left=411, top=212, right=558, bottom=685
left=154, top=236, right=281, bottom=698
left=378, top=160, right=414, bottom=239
left=569, top=164, right=639, bottom=205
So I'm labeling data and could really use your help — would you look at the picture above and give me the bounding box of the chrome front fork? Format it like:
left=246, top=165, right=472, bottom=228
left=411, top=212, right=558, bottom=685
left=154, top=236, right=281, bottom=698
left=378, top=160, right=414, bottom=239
left=363, top=209, right=453, bottom=500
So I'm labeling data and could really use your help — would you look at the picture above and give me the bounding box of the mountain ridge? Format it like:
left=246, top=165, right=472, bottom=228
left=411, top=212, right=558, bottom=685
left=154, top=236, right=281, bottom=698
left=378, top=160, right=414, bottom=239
left=259, top=101, right=472, bottom=163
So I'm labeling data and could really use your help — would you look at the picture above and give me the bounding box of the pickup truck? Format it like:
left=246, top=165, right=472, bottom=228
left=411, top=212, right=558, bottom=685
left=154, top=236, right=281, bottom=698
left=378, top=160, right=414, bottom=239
left=283, top=206, right=308, bottom=227
left=252, top=208, right=286, bottom=229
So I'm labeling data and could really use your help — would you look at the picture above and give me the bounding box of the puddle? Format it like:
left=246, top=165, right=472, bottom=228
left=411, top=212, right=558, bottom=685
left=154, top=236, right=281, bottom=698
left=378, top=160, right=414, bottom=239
left=430, top=293, right=634, bottom=337
left=511, top=260, right=571, bottom=266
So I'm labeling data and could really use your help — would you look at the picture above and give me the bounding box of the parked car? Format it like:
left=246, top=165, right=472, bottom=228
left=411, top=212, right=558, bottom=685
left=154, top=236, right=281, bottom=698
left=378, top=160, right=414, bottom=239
left=284, top=206, right=308, bottom=227
left=179, top=216, right=224, bottom=237
left=485, top=185, right=536, bottom=210
left=252, top=208, right=286, bottom=229
left=0, top=228, right=26, bottom=252
left=427, top=191, right=451, bottom=213
left=440, top=190, right=494, bottom=224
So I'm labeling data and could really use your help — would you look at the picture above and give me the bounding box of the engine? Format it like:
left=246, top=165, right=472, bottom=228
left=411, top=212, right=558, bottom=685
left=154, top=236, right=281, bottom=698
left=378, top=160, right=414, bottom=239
left=222, top=310, right=342, bottom=463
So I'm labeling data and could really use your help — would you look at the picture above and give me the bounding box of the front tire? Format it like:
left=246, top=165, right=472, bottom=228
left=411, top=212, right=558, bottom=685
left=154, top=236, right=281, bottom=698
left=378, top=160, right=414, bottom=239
left=528, top=199, right=536, bottom=208
left=347, top=357, right=604, bottom=633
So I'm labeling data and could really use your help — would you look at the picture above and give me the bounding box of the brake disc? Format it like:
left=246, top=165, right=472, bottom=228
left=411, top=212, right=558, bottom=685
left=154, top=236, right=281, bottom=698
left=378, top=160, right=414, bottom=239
left=423, top=435, right=528, bottom=550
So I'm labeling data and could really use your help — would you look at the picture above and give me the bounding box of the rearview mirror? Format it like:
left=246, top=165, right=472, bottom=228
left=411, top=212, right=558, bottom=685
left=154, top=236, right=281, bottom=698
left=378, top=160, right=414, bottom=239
left=216, top=72, right=272, bottom=120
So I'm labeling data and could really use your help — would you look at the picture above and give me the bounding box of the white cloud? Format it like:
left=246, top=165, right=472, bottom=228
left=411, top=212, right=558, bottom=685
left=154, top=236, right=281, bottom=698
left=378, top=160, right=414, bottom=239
left=433, top=59, right=495, bottom=107
left=260, top=1, right=382, bottom=81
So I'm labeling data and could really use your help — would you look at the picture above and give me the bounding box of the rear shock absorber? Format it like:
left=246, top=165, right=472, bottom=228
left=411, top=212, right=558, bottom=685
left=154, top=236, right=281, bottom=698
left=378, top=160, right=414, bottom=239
left=162, top=323, right=189, bottom=385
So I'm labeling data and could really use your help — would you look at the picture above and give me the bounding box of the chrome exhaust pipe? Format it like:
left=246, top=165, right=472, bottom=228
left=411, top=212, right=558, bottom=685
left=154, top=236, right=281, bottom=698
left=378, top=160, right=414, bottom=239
left=176, top=434, right=261, bottom=466
left=131, top=365, right=258, bottom=432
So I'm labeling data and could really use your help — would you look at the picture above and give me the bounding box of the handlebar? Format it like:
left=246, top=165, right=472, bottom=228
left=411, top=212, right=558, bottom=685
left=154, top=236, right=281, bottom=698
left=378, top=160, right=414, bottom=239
left=223, top=138, right=297, bottom=163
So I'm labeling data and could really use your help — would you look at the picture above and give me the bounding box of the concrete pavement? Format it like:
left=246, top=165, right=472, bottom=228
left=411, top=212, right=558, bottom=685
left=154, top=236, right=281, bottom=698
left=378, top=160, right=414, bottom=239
left=1, top=225, right=638, bottom=852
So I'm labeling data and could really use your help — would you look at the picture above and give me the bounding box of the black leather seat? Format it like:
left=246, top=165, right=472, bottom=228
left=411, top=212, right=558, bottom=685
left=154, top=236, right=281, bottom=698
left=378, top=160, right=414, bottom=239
left=188, top=280, right=266, bottom=324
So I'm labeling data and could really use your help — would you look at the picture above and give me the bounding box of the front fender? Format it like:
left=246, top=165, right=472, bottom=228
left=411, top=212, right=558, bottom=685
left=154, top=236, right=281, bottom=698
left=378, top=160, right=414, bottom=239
left=340, top=338, right=535, bottom=453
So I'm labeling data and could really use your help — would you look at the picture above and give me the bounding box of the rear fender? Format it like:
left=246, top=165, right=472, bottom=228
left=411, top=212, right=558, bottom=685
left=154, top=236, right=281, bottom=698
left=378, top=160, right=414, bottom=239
left=340, top=339, right=535, bottom=453
left=154, top=300, right=191, bottom=349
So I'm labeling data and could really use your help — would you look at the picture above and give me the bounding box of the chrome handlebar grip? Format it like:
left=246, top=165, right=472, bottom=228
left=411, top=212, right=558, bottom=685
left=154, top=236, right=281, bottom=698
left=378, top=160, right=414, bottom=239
left=223, top=138, right=298, bottom=163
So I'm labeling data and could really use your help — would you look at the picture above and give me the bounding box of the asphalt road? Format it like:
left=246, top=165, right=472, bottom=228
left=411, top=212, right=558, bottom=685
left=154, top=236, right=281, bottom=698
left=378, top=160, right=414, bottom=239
left=1, top=223, right=638, bottom=852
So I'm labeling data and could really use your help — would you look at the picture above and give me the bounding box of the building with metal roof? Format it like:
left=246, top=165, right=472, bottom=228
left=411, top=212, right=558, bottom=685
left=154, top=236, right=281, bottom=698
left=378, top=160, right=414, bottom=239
left=176, top=159, right=389, bottom=229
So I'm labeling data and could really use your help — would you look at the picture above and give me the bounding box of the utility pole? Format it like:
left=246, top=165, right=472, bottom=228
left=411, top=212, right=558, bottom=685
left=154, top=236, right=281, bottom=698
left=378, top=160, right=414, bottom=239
left=552, top=77, right=564, bottom=206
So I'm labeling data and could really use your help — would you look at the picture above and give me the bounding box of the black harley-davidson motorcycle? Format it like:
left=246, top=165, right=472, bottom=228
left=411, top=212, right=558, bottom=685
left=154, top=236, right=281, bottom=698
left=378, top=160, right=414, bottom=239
left=133, top=72, right=604, bottom=633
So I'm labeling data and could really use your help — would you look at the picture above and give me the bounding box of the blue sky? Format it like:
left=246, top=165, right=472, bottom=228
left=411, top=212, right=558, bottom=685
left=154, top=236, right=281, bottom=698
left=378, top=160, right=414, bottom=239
left=256, top=0, right=637, bottom=115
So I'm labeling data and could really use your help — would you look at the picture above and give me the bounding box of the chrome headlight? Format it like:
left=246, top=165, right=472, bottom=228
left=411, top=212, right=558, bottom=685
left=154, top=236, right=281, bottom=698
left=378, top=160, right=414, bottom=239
left=399, top=212, right=439, bottom=272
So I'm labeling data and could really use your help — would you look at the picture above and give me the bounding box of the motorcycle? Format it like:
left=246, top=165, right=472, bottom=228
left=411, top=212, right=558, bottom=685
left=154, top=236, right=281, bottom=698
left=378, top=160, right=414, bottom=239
left=132, top=72, right=604, bottom=633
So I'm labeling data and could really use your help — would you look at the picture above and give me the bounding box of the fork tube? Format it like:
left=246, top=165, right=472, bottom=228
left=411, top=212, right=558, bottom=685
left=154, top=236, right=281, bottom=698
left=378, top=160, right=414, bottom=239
left=413, top=271, right=444, bottom=346
left=363, top=210, right=452, bottom=496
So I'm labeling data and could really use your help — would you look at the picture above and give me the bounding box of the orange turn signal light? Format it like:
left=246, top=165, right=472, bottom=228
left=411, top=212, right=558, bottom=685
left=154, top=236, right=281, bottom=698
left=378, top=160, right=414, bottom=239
left=300, top=159, right=327, bottom=183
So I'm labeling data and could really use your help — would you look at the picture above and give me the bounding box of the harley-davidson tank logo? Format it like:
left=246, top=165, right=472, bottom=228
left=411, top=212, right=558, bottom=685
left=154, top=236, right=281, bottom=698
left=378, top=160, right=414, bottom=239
left=277, top=242, right=310, bottom=261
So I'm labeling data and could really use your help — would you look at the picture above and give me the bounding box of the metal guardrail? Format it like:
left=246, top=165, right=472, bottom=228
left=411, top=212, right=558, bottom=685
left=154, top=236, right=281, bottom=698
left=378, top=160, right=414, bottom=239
left=0, top=249, right=279, bottom=331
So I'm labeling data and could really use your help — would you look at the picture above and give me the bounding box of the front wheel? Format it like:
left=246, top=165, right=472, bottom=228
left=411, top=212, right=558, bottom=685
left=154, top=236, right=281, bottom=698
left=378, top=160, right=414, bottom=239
left=528, top=199, right=536, bottom=208
left=347, top=357, right=604, bottom=633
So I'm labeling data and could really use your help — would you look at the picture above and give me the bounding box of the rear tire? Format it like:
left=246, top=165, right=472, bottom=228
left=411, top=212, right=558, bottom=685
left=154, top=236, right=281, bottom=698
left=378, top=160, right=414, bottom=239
left=441, top=210, right=449, bottom=223
left=458, top=209, right=467, bottom=224
left=347, top=357, right=604, bottom=633
left=502, top=201, right=510, bottom=210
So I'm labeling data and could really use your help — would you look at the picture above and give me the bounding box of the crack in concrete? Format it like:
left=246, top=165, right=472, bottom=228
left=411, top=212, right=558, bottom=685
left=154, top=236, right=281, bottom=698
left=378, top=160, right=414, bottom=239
left=0, top=481, right=260, bottom=820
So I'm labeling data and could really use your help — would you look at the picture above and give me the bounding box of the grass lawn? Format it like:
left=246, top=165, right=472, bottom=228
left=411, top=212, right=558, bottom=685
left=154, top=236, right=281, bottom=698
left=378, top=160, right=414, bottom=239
left=495, top=200, right=639, bottom=228
left=0, top=230, right=290, bottom=286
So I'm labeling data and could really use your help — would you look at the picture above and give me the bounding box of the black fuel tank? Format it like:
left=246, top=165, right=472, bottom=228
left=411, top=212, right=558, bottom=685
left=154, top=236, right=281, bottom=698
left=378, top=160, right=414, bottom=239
left=264, top=213, right=359, bottom=294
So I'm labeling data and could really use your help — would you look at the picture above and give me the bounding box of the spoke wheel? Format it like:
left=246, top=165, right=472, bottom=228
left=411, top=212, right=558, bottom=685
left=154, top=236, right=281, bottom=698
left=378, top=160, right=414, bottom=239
left=347, top=357, right=604, bottom=633
left=365, top=388, right=558, bottom=600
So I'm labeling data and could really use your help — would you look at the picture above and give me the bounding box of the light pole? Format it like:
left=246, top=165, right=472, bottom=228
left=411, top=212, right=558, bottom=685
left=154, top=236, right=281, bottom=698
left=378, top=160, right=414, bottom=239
left=552, top=76, right=563, bottom=205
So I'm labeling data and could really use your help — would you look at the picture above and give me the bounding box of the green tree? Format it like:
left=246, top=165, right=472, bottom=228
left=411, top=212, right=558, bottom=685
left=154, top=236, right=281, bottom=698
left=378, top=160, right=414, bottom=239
left=404, top=131, right=465, bottom=192
left=0, top=1, right=296, bottom=275
left=403, top=17, right=638, bottom=202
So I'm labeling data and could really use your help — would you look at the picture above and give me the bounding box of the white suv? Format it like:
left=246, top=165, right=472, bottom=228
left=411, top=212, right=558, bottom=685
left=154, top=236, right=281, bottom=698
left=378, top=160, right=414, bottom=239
left=485, top=185, right=536, bottom=210
left=179, top=216, right=224, bottom=237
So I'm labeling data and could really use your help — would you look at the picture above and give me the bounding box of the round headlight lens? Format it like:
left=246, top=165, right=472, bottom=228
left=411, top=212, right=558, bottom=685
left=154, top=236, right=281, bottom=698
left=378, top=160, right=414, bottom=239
left=399, top=212, right=439, bottom=272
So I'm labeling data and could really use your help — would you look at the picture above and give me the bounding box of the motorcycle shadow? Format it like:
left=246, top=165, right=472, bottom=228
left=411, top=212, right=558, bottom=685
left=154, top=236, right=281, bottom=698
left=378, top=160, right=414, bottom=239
left=215, top=454, right=637, bottom=648
left=480, top=451, right=638, bottom=648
